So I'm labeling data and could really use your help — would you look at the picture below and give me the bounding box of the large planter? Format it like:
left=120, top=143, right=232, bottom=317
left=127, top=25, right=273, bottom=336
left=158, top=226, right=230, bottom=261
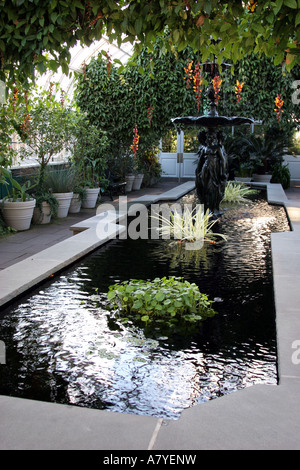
left=53, top=192, right=73, bottom=218
left=252, top=174, right=272, bottom=183
left=69, top=193, right=82, bottom=213
left=32, top=201, right=52, bottom=225
left=125, top=174, right=135, bottom=192
left=132, top=173, right=144, bottom=191
left=234, top=176, right=252, bottom=183
left=81, top=187, right=100, bottom=209
left=1, top=198, right=36, bottom=231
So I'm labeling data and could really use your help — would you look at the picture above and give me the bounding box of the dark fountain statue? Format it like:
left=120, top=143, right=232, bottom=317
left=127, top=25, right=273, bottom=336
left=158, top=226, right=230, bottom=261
left=172, top=62, right=254, bottom=217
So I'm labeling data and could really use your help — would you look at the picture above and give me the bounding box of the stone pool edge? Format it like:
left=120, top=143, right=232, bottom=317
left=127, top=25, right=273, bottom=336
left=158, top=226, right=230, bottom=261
left=1, top=180, right=300, bottom=450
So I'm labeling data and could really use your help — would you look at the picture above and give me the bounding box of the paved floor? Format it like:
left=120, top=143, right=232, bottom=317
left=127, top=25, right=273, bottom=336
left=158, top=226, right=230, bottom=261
left=0, top=181, right=179, bottom=270
left=0, top=180, right=300, bottom=450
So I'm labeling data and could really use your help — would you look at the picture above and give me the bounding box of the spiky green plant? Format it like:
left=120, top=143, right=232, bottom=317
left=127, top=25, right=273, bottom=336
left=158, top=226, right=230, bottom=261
left=152, top=206, right=227, bottom=244
left=222, top=181, right=259, bottom=204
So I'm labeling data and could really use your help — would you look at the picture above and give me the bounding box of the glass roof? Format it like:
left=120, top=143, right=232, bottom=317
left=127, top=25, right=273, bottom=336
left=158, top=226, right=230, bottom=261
left=36, top=36, right=133, bottom=99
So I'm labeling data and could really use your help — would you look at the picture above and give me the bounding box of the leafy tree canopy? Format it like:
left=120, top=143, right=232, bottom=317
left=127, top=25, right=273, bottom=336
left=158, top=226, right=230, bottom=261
left=1, top=0, right=300, bottom=88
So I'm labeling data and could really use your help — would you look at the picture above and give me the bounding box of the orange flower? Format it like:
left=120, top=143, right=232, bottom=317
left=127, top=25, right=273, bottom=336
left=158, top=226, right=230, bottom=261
left=193, top=63, right=203, bottom=111
left=247, top=1, right=258, bottom=13
left=235, top=80, right=244, bottom=103
left=274, top=93, right=284, bottom=122
left=212, top=75, right=222, bottom=105
left=131, top=127, right=139, bottom=158
left=184, top=60, right=193, bottom=89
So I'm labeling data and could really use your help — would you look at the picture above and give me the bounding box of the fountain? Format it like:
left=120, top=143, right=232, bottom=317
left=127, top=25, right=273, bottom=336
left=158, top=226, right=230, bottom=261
left=172, top=61, right=254, bottom=216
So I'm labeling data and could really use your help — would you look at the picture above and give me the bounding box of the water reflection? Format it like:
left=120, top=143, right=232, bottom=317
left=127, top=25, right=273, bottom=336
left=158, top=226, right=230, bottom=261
left=0, top=193, right=289, bottom=419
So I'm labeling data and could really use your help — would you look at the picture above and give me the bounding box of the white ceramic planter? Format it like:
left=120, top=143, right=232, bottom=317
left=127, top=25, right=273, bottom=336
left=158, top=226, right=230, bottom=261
left=32, top=201, right=52, bottom=225
left=1, top=198, right=36, bottom=231
left=53, top=192, right=73, bottom=218
left=81, top=188, right=100, bottom=209
left=234, top=177, right=252, bottom=183
left=125, top=174, right=135, bottom=192
left=252, top=174, right=272, bottom=183
left=69, top=193, right=82, bottom=213
left=132, top=174, right=144, bottom=190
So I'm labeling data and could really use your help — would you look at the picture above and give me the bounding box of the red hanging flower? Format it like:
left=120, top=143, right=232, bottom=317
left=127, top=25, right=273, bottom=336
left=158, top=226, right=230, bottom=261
left=212, top=75, right=222, bottom=105
left=131, top=126, right=139, bottom=158
left=235, top=80, right=244, bottom=103
left=184, top=60, right=193, bottom=90
left=12, top=87, right=18, bottom=113
left=274, top=93, right=284, bottom=122
left=193, top=63, right=203, bottom=111
left=104, top=52, right=112, bottom=75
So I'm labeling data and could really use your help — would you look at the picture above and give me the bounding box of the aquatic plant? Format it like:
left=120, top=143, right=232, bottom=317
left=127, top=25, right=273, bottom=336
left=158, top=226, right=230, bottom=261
left=222, top=181, right=259, bottom=204
left=152, top=206, right=227, bottom=244
left=106, top=276, right=217, bottom=329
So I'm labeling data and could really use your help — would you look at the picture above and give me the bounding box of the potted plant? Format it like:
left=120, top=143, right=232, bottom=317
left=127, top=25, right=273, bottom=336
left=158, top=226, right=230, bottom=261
left=69, top=185, right=87, bottom=213
left=238, top=131, right=285, bottom=182
left=44, top=167, right=75, bottom=218
left=12, top=83, right=75, bottom=194
left=132, top=156, right=145, bottom=191
left=80, top=160, right=101, bottom=208
left=0, top=168, right=36, bottom=231
left=71, top=114, right=108, bottom=208
left=271, top=162, right=291, bottom=189
left=32, top=191, right=59, bottom=224
left=234, top=162, right=254, bottom=183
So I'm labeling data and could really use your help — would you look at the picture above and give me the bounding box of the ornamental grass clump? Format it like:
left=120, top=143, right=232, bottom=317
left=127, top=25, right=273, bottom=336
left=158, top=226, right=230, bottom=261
left=152, top=206, right=227, bottom=244
left=222, top=181, right=259, bottom=204
left=106, top=276, right=217, bottom=330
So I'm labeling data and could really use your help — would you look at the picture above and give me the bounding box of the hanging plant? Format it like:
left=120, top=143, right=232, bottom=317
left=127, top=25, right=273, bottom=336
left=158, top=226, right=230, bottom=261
left=147, top=106, right=154, bottom=127
left=48, top=82, right=54, bottom=101
left=104, top=52, right=112, bottom=75
left=274, top=93, right=284, bottom=122
left=235, top=79, right=244, bottom=103
left=212, top=75, right=222, bottom=105
left=12, top=87, right=18, bottom=113
left=60, top=89, right=65, bottom=107
left=193, top=63, right=203, bottom=112
left=184, top=60, right=193, bottom=90
left=131, top=126, right=139, bottom=158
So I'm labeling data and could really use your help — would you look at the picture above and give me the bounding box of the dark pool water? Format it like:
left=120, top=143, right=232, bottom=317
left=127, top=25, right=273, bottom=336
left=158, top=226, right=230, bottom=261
left=0, top=192, right=290, bottom=419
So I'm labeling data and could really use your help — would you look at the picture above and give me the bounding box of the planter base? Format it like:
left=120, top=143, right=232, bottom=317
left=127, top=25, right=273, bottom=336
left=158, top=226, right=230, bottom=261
left=81, top=188, right=100, bottom=209
left=69, top=194, right=82, bottom=213
left=53, top=192, right=73, bottom=218
left=252, top=174, right=272, bottom=183
left=1, top=199, right=36, bottom=231
left=32, top=202, right=51, bottom=224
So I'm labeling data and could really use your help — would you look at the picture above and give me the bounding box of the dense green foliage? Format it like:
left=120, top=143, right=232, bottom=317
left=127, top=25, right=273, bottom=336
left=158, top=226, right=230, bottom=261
left=1, top=0, right=300, bottom=89
left=106, top=276, right=217, bottom=330
left=75, top=42, right=300, bottom=171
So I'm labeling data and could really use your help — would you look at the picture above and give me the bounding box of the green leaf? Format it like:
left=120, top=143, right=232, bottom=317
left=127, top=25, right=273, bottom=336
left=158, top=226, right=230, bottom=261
left=296, top=11, right=300, bottom=26
left=284, top=0, right=297, bottom=8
